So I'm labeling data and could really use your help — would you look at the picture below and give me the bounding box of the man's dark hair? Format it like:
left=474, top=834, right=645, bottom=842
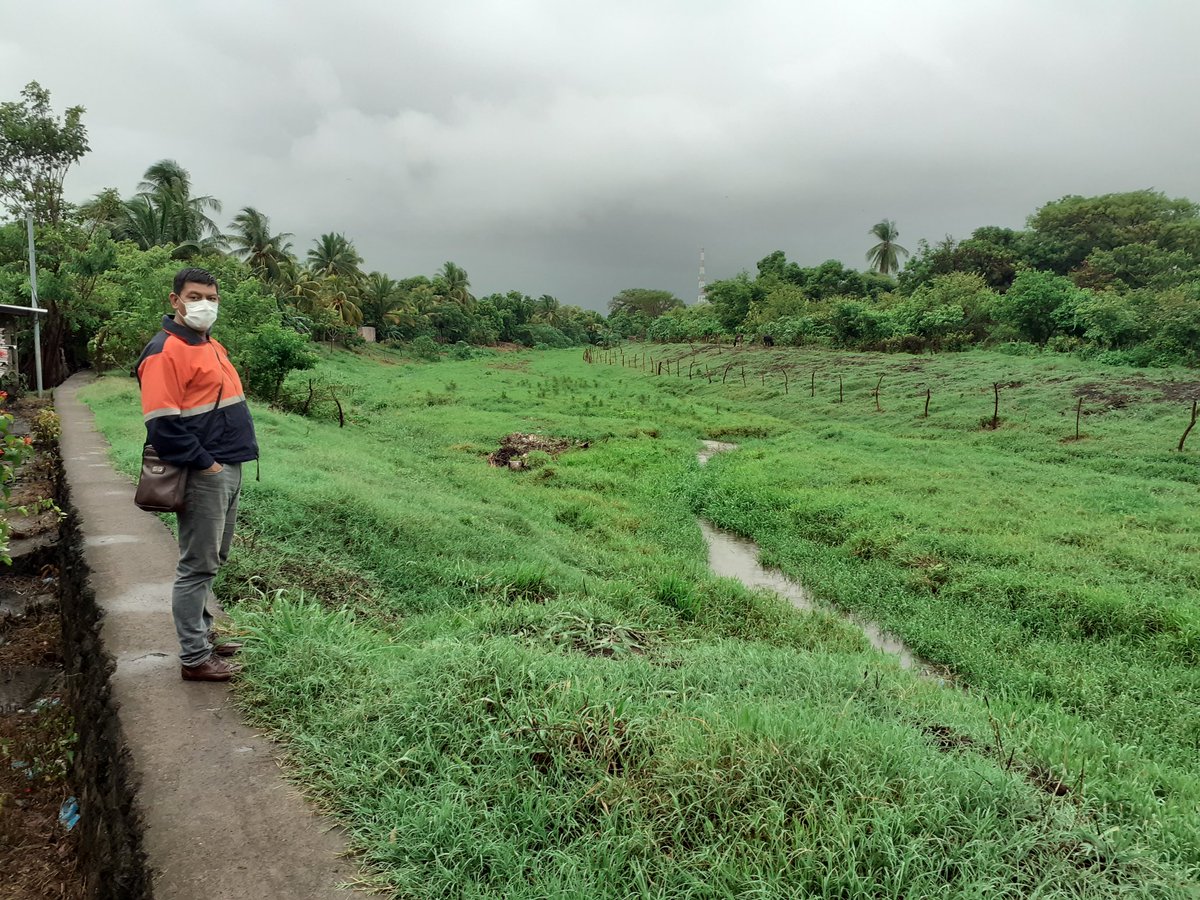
left=173, top=267, right=218, bottom=296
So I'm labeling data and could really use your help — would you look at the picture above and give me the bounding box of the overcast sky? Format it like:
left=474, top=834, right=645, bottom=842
left=2, top=1, right=1198, bottom=310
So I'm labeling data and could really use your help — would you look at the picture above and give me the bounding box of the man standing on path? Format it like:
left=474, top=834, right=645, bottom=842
left=136, top=267, right=259, bottom=682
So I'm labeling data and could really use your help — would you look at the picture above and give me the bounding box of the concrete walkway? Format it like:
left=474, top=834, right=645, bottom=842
left=57, top=373, right=356, bottom=899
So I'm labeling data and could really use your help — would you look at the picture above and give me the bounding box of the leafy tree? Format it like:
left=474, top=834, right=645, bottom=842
left=899, top=229, right=1023, bottom=294
left=229, top=207, right=293, bottom=281
left=1056, top=290, right=1148, bottom=350
left=866, top=220, right=909, bottom=275
left=0, top=82, right=89, bottom=226
left=756, top=250, right=803, bottom=285
left=1026, top=190, right=1200, bottom=274
left=888, top=272, right=996, bottom=346
left=1146, top=283, right=1200, bottom=365
left=608, top=287, right=684, bottom=319
left=647, top=305, right=723, bottom=342
left=801, top=260, right=885, bottom=301
left=828, top=299, right=894, bottom=347
left=0, top=219, right=117, bottom=383
left=1073, top=242, right=1197, bottom=292
left=703, top=273, right=761, bottom=332
left=241, top=324, right=319, bottom=402
left=994, top=269, right=1083, bottom=344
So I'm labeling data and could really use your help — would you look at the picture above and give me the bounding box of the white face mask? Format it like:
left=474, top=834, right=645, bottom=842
left=181, top=299, right=219, bottom=332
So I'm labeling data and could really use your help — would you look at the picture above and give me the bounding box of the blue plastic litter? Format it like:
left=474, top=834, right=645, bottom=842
left=58, top=796, right=80, bottom=831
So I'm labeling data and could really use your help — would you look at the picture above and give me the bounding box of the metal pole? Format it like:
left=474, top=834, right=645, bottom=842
left=25, top=213, right=44, bottom=396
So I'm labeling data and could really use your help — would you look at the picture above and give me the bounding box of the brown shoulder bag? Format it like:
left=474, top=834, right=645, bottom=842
left=134, top=444, right=189, bottom=513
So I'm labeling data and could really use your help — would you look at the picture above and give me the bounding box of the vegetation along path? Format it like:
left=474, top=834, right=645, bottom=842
left=80, top=343, right=1198, bottom=898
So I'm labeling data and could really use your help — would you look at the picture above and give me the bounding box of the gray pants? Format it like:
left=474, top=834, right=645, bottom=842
left=173, top=463, right=242, bottom=666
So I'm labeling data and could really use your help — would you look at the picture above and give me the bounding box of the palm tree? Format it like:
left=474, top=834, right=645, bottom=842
left=307, top=232, right=363, bottom=279
left=116, top=194, right=170, bottom=250
left=229, top=207, right=294, bottom=282
left=359, top=272, right=404, bottom=327
left=137, top=159, right=225, bottom=248
left=866, top=220, right=909, bottom=276
left=436, top=261, right=472, bottom=307
left=532, top=294, right=561, bottom=326
left=319, top=276, right=363, bottom=326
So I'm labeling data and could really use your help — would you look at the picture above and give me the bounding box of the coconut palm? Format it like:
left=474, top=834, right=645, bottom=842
left=307, top=232, right=363, bottom=279
left=137, top=159, right=225, bottom=248
left=359, top=272, right=406, bottom=327
left=532, top=294, right=561, bottom=326
left=229, top=207, right=294, bottom=282
left=318, top=275, right=364, bottom=326
left=436, top=261, right=472, bottom=307
left=866, top=219, right=909, bottom=276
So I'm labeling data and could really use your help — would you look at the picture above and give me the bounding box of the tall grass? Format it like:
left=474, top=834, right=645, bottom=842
left=81, top=343, right=1199, bottom=897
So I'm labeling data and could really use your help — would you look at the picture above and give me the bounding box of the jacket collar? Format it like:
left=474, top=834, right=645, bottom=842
left=161, top=314, right=209, bottom=346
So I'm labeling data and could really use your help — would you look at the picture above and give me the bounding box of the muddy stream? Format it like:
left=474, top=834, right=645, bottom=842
left=697, top=440, right=926, bottom=673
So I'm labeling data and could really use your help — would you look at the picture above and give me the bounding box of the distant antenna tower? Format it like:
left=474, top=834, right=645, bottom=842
left=697, top=247, right=706, bottom=304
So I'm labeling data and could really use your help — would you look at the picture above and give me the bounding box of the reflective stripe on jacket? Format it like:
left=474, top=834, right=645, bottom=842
left=136, top=315, right=259, bottom=470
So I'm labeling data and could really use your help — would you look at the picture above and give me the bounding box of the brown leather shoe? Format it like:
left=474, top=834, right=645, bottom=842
left=207, top=631, right=243, bottom=657
left=181, top=655, right=241, bottom=682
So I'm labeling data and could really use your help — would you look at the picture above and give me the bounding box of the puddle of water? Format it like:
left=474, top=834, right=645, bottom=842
left=698, top=440, right=738, bottom=465
left=700, top=520, right=814, bottom=610
left=696, top=442, right=924, bottom=672
left=700, top=519, right=921, bottom=670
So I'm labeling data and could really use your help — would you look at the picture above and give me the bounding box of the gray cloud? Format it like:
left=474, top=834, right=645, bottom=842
left=3, top=0, right=1199, bottom=309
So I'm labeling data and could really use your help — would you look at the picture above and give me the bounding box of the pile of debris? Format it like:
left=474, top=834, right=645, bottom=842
left=488, top=433, right=587, bottom=470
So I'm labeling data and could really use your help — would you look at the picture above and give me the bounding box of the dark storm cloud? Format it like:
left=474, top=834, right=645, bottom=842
left=3, top=1, right=1198, bottom=309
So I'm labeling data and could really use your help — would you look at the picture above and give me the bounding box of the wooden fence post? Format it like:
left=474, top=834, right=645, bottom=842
left=1178, top=399, right=1198, bottom=452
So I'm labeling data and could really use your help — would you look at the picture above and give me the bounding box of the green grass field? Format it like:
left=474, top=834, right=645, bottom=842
left=81, top=343, right=1199, bottom=898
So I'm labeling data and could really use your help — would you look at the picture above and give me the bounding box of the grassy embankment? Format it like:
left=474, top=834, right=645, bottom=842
left=81, top=343, right=1199, bottom=898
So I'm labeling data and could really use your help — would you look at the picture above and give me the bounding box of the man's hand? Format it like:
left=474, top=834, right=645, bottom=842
left=204, top=462, right=223, bottom=474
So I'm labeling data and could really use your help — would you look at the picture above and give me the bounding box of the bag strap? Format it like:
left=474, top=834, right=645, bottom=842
left=203, top=343, right=226, bottom=444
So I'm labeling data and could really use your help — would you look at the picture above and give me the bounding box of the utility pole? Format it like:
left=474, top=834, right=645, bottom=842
left=25, top=213, right=44, bottom=396
left=697, top=247, right=706, bottom=305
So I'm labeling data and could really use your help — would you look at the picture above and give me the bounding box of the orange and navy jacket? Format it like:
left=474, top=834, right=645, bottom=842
left=136, top=316, right=259, bottom=470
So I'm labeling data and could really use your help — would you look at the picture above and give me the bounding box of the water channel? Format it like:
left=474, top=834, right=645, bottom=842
left=696, top=440, right=926, bottom=673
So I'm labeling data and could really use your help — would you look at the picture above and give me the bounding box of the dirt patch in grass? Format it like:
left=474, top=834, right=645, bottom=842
left=488, top=433, right=587, bottom=470
left=1120, top=376, right=1200, bottom=403
left=920, top=722, right=1076, bottom=799
left=921, top=723, right=977, bottom=752
left=1072, top=383, right=1135, bottom=410
left=1074, top=377, right=1200, bottom=409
